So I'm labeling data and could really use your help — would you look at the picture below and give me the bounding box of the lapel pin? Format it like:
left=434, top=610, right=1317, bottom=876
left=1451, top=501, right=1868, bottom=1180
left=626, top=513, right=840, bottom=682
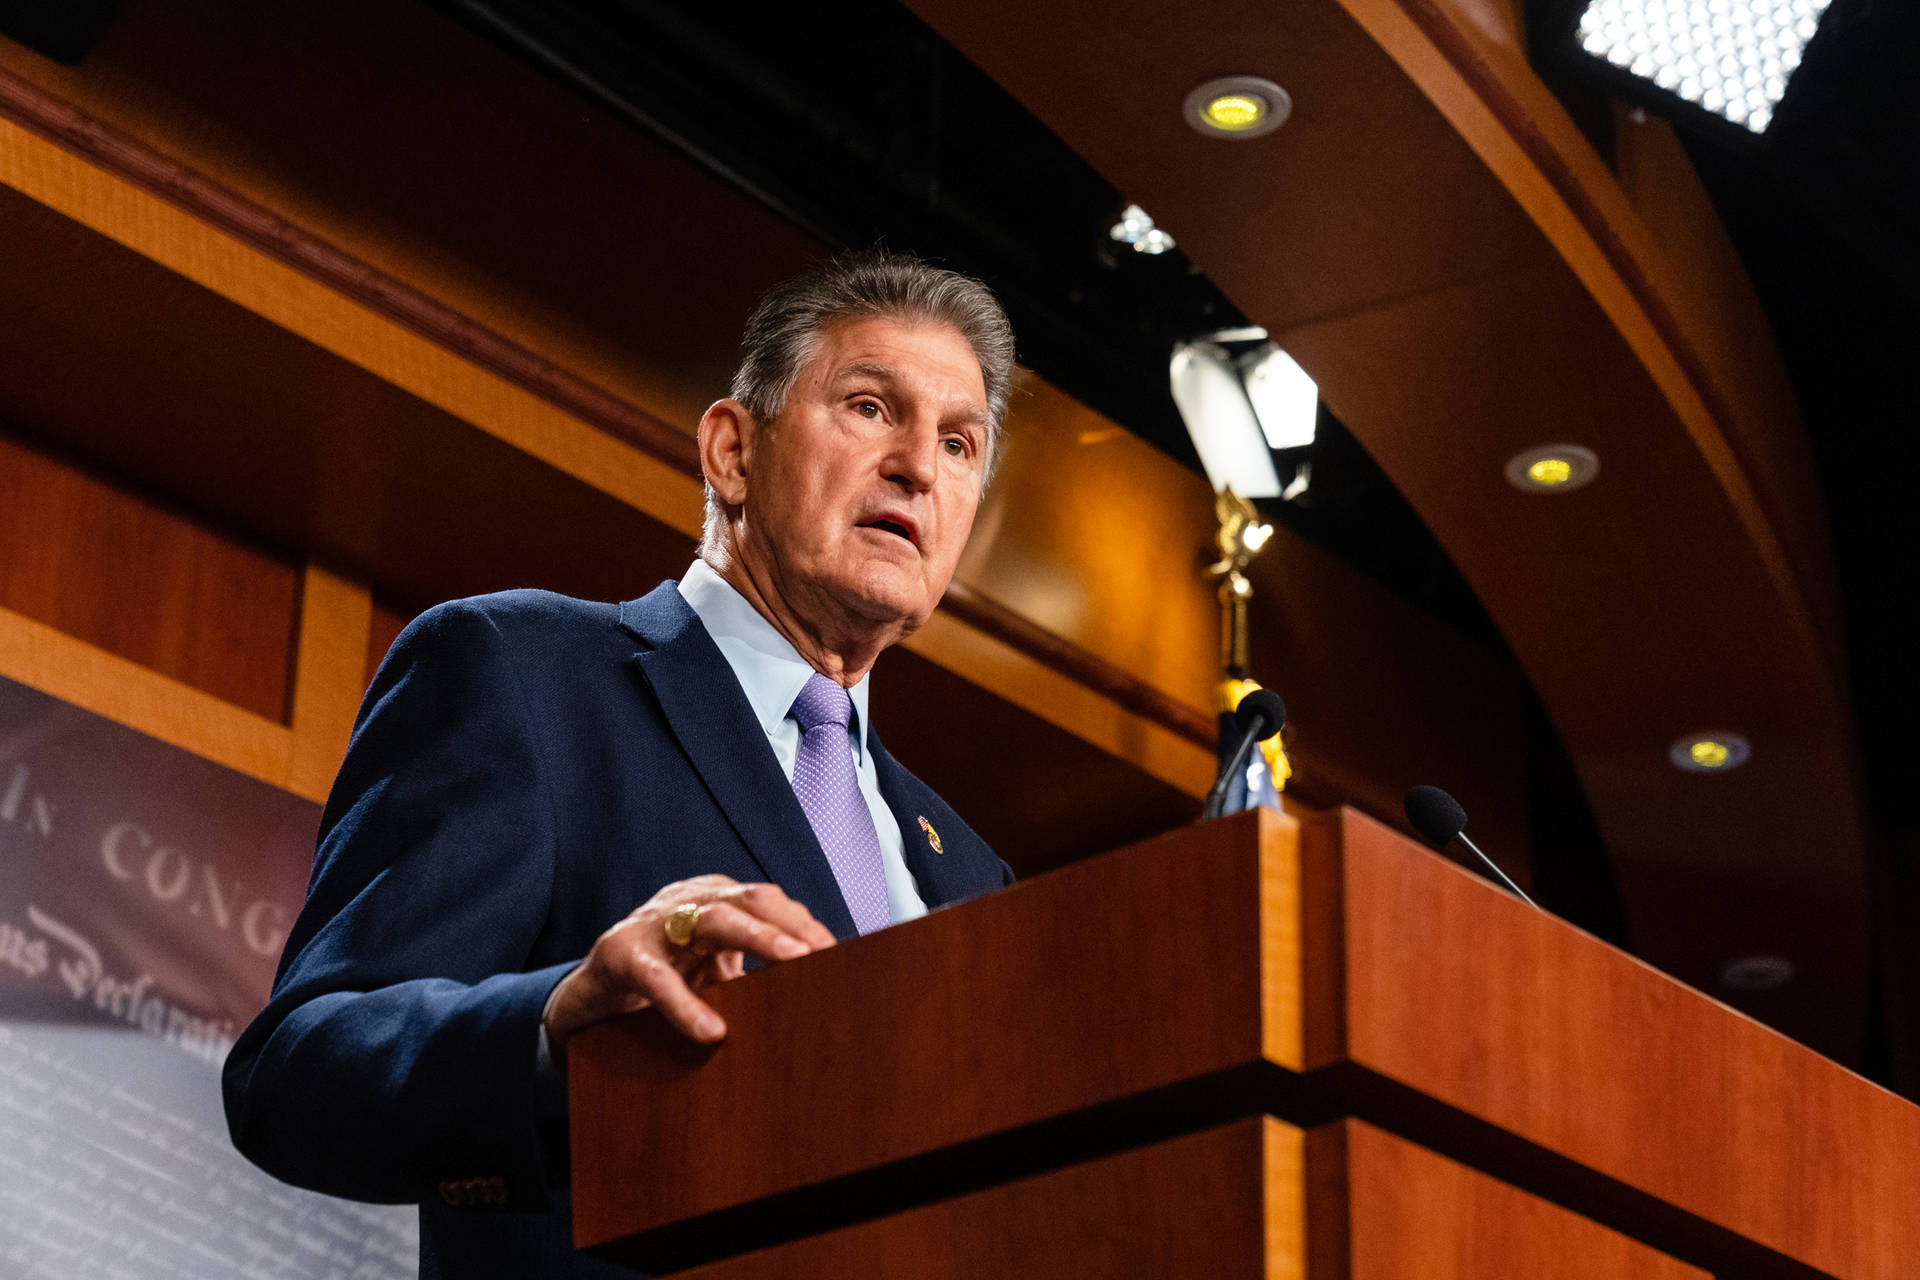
left=917, top=814, right=944, bottom=855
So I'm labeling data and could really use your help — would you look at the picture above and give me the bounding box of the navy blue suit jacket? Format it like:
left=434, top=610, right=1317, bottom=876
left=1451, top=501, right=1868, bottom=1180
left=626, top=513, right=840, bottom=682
left=223, top=584, right=1011, bottom=1278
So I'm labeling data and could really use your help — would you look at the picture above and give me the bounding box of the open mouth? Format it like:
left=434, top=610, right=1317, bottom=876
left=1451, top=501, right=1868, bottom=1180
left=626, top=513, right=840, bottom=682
left=857, top=518, right=915, bottom=545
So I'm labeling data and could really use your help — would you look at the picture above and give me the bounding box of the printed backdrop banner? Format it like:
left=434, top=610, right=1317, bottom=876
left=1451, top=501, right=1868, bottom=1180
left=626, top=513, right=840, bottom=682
left=0, top=674, right=416, bottom=1277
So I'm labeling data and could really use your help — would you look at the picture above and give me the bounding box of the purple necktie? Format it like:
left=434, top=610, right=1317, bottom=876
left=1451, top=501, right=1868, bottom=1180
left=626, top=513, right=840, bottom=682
left=789, top=673, right=892, bottom=935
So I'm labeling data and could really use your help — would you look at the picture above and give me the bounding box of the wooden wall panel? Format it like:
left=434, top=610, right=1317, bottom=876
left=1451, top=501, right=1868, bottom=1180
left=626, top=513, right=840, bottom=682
left=365, top=598, right=411, bottom=688
left=0, top=601, right=295, bottom=792
left=286, top=563, right=371, bottom=799
left=0, top=163, right=708, bottom=614
left=0, top=425, right=296, bottom=721
left=957, top=374, right=1222, bottom=715
left=0, top=0, right=821, bottom=438
left=871, top=644, right=1200, bottom=875
left=1245, top=521, right=1531, bottom=873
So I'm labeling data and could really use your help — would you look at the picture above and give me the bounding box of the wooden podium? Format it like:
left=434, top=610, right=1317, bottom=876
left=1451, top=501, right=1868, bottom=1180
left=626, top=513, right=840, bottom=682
left=567, top=809, right=1920, bottom=1277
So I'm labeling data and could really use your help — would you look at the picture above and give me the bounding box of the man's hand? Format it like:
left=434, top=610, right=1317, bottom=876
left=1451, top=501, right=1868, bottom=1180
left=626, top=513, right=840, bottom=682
left=543, top=875, right=836, bottom=1054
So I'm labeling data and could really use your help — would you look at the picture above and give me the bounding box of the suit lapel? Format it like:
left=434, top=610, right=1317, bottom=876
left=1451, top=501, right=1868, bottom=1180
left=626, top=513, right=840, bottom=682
left=620, top=586, right=858, bottom=939
left=871, top=732, right=990, bottom=910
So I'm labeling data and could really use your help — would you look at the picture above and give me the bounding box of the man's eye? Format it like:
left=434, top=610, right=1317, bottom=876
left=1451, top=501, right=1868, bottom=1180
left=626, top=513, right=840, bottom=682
left=943, top=438, right=968, bottom=458
left=854, top=400, right=882, bottom=419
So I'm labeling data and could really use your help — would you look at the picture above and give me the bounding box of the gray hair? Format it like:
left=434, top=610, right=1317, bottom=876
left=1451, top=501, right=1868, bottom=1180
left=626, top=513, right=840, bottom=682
left=702, top=250, right=1015, bottom=557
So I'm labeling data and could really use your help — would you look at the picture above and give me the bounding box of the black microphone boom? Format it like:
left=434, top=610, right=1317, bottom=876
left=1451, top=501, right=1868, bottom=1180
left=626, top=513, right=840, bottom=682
left=1200, top=689, right=1287, bottom=822
left=1402, top=784, right=1538, bottom=909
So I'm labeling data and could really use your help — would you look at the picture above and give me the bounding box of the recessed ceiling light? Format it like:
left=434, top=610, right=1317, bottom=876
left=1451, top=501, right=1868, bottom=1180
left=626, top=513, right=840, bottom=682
left=1109, top=204, right=1176, bottom=255
left=1721, top=953, right=1794, bottom=991
left=1205, top=94, right=1265, bottom=130
left=1528, top=458, right=1573, bottom=485
left=1184, top=76, right=1292, bottom=140
left=1109, top=204, right=1151, bottom=243
left=1669, top=732, right=1751, bottom=773
left=1504, top=443, right=1599, bottom=493
left=1134, top=228, right=1175, bottom=255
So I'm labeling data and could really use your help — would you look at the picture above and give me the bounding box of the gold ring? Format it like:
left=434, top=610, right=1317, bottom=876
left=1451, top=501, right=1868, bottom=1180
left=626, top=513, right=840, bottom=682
left=663, top=901, right=703, bottom=948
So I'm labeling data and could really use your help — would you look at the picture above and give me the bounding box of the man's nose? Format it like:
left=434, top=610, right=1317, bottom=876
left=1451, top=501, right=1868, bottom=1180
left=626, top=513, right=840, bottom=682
left=884, top=416, right=941, bottom=492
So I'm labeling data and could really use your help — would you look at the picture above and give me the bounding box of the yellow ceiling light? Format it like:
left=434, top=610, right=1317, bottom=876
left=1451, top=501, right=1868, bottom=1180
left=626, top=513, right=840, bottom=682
left=1204, top=93, right=1266, bottom=131
left=1184, top=76, right=1292, bottom=140
left=1690, top=740, right=1731, bottom=769
left=1527, top=457, right=1575, bottom=486
left=1669, top=732, right=1751, bottom=773
left=1504, top=443, right=1600, bottom=493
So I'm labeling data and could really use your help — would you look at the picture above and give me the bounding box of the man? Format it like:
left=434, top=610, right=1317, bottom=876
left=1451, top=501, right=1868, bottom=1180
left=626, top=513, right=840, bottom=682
left=223, top=251, right=1017, bottom=1277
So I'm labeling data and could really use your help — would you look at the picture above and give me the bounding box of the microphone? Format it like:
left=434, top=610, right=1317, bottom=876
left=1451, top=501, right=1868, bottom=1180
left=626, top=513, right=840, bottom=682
left=1403, top=784, right=1538, bottom=909
left=1201, top=689, right=1288, bottom=821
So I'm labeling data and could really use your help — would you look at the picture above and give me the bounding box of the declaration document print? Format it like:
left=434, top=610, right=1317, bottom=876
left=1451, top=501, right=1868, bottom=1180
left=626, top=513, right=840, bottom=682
left=0, top=674, right=416, bottom=1278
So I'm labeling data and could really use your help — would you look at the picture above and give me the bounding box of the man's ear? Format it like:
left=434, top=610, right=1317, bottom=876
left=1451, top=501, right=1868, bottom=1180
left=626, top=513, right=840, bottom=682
left=697, top=399, right=754, bottom=507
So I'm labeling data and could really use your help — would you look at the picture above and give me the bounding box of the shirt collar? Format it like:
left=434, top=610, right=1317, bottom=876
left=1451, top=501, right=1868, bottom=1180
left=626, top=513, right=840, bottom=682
left=676, top=559, right=873, bottom=764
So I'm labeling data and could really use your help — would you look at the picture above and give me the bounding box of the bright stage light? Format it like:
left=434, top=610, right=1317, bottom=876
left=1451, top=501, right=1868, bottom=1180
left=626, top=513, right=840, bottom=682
left=1240, top=345, right=1318, bottom=452
left=1171, top=336, right=1319, bottom=502
left=1171, top=342, right=1283, bottom=499
left=1573, top=0, right=1833, bottom=133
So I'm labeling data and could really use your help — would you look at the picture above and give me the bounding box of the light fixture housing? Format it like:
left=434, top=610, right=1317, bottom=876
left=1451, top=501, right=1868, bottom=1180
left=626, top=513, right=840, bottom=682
left=1183, top=76, right=1293, bottom=140
left=1504, top=443, right=1600, bottom=493
left=1171, top=333, right=1319, bottom=501
left=1668, top=731, right=1752, bottom=772
left=1171, top=342, right=1284, bottom=498
left=1721, top=953, right=1795, bottom=991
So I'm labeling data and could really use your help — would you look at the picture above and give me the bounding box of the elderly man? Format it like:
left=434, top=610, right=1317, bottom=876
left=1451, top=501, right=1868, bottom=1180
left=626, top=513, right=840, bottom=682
left=224, top=251, right=1017, bottom=1277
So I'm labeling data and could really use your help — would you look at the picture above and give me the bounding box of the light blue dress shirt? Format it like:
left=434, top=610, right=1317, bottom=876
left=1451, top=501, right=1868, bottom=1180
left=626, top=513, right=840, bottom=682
left=677, top=559, right=928, bottom=926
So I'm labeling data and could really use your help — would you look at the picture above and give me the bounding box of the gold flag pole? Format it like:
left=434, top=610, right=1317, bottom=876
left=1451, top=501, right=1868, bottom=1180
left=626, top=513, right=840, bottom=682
left=1205, top=488, right=1291, bottom=792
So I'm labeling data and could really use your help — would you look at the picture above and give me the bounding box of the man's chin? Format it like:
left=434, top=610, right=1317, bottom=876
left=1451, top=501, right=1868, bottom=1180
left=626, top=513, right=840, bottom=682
left=838, top=567, right=938, bottom=630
